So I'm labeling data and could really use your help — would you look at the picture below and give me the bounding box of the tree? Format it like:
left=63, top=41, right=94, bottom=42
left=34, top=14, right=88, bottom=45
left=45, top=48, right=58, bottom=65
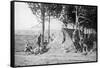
left=44, top=3, right=63, bottom=43
left=27, top=2, right=46, bottom=53
left=72, top=5, right=97, bottom=53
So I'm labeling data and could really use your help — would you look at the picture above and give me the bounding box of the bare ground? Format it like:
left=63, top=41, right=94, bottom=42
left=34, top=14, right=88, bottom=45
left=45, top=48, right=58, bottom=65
left=15, top=30, right=97, bottom=66
left=15, top=49, right=96, bottom=66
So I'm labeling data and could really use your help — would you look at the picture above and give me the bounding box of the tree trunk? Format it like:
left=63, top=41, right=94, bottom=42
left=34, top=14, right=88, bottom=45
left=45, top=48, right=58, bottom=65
left=72, top=6, right=78, bottom=42
left=41, top=4, right=45, bottom=47
left=48, top=13, right=50, bottom=43
left=72, top=6, right=83, bottom=52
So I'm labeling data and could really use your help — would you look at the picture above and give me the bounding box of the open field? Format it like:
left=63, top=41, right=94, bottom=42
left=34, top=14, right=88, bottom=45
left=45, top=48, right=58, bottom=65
left=15, top=30, right=97, bottom=66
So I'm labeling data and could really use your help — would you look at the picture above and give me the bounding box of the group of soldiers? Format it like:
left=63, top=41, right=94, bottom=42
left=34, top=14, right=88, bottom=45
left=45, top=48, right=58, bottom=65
left=24, top=34, right=49, bottom=55
left=72, top=28, right=97, bottom=55
left=24, top=28, right=96, bottom=55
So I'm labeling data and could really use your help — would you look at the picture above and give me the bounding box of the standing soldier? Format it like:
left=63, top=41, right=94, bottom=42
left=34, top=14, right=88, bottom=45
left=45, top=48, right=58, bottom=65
left=37, top=34, right=41, bottom=47
left=34, top=34, right=42, bottom=55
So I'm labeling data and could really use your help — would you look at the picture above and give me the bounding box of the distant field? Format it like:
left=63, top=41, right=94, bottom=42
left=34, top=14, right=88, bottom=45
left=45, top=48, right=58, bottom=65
left=15, top=34, right=38, bottom=52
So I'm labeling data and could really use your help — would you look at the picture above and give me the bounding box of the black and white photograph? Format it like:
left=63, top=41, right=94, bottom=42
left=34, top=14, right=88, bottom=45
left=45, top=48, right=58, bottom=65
left=11, top=1, right=97, bottom=67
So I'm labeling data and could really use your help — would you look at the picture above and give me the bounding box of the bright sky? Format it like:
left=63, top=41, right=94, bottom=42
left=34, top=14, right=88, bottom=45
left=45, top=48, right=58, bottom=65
left=15, top=2, right=40, bottom=30
left=15, top=2, right=63, bottom=31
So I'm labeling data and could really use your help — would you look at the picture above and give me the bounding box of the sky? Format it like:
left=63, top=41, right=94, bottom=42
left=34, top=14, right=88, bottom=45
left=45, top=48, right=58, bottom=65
left=15, top=2, right=63, bottom=31
left=15, top=2, right=40, bottom=30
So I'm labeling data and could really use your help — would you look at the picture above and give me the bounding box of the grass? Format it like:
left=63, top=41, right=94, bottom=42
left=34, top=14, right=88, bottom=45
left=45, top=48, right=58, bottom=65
left=14, top=30, right=97, bottom=66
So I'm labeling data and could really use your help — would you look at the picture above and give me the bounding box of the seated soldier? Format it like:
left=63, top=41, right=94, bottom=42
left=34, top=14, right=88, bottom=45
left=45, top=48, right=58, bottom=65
left=24, top=40, right=33, bottom=55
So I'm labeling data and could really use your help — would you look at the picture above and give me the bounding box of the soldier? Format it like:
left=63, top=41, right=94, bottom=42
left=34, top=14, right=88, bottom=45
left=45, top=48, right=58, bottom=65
left=33, top=34, right=42, bottom=55
left=37, top=34, right=41, bottom=47
left=24, top=40, right=29, bottom=52
left=24, top=40, right=32, bottom=55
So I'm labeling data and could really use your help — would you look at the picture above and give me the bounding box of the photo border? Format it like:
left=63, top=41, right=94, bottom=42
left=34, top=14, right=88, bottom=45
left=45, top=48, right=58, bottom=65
left=10, top=1, right=98, bottom=67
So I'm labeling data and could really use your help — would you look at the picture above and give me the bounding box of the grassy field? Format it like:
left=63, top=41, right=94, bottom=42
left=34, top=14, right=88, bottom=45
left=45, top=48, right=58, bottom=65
left=15, top=30, right=97, bottom=66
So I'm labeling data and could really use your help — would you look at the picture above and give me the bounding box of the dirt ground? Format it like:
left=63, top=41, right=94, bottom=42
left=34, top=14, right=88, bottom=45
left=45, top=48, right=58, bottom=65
left=15, top=51, right=96, bottom=66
